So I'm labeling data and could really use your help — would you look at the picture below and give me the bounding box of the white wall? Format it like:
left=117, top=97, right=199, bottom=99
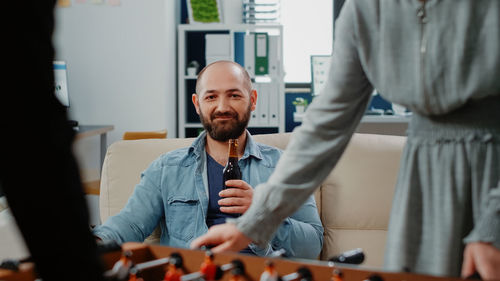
left=53, top=0, right=178, bottom=179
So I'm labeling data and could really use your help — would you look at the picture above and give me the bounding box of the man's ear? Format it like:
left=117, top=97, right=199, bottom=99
left=192, top=93, right=201, bottom=115
left=250, top=89, right=257, bottom=111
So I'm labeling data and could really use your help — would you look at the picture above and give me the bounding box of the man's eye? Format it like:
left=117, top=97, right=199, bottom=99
left=206, top=95, right=216, bottom=100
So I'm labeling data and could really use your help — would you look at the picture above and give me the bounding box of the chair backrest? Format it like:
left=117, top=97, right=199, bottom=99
left=122, top=130, right=167, bottom=140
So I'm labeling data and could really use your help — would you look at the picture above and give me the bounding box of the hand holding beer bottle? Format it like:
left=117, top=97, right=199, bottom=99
left=219, top=139, right=253, bottom=214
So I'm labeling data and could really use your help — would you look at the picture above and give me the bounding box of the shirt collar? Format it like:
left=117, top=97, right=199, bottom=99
left=241, top=130, right=263, bottom=161
left=189, top=131, right=207, bottom=158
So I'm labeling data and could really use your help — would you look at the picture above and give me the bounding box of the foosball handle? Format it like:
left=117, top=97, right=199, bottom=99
left=297, top=267, right=313, bottom=281
left=230, top=259, right=245, bottom=274
left=270, top=248, right=288, bottom=258
left=215, top=266, right=224, bottom=280
left=215, top=259, right=245, bottom=280
left=328, top=248, right=365, bottom=265
left=170, top=252, right=184, bottom=268
left=363, top=273, right=384, bottom=281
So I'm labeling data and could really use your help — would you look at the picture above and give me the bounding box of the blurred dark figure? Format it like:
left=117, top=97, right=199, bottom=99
left=1, top=1, right=104, bottom=280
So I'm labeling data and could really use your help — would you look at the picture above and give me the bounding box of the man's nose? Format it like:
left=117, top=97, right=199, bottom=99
left=215, top=97, right=231, bottom=111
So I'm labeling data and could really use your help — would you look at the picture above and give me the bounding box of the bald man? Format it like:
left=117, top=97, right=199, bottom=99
left=92, top=61, right=323, bottom=258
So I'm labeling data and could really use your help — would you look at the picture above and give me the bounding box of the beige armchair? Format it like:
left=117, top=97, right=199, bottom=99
left=99, top=132, right=406, bottom=267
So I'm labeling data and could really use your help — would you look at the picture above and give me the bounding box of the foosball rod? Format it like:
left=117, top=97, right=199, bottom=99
left=134, top=257, right=170, bottom=272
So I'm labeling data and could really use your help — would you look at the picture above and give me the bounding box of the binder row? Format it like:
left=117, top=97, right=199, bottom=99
left=250, top=82, right=280, bottom=127
left=205, top=32, right=281, bottom=78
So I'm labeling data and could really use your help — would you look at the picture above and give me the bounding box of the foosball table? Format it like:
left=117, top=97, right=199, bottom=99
left=0, top=242, right=467, bottom=281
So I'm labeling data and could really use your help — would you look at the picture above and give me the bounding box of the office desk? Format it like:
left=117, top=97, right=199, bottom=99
left=74, top=125, right=114, bottom=195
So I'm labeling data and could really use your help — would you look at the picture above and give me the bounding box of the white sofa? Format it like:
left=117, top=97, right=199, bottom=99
left=99, top=132, right=406, bottom=267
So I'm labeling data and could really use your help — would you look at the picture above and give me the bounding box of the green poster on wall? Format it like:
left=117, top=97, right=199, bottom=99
left=188, top=0, right=222, bottom=23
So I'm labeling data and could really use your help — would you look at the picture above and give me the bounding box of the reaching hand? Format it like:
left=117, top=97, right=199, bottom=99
left=461, top=242, right=500, bottom=280
left=190, top=223, right=252, bottom=254
left=218, top=180, right=253, bottom=214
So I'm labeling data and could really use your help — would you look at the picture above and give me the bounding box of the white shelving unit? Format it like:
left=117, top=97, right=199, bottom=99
left=177, top=24, right=285, bottom=138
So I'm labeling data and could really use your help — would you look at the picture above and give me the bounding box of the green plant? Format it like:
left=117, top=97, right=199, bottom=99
left=292, top=97, right=309, bottom=106
left=188, top=61, right=199, bottom=68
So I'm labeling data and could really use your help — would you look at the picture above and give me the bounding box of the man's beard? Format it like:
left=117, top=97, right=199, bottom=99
left=199, top=104, right=251, bottom=141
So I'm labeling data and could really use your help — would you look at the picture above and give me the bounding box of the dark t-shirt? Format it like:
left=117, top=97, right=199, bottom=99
left=205, top=153, right=253, bottom=255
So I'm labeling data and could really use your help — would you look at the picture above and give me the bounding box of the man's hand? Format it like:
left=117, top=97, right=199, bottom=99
left=218, top=180, right=253, bottom=214
left=461, top=242, right=500, bottom=280
left=190, top=223, right=252, bottom=253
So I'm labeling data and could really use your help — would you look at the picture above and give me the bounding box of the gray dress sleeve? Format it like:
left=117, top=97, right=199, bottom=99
left=235, top=1, right=374, bottom=246
left=464, top=182, right=500, bottom=249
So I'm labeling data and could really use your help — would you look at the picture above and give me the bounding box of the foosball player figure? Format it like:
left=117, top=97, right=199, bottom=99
left=164, top=253, right=184, bottom=281
left=297, top=267, right=313, bottom=281
left=281, top=267, right=312, bottom=281
left=226, top=259, right=245, bottom=281
left=331, top=269, right=343, bottom=281
left=260, top=260, right=278, bottom=281
left=164, top=263, right=181, bottom=281
left=108, top=250, right=134, bottom=280
left=229, top=266, right=244, bottom=281
left=362, top=274, right=384, bottom=281
left=200, top=250, right=218, bottom=281
left=128, top=267, right=144, bottom=281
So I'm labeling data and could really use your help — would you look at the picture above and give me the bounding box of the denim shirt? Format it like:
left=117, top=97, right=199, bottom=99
left=93, top=131, right=323, bottom=258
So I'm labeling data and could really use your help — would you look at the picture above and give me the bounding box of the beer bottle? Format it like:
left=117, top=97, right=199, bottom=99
left=222, top=139, right=242, bottom=189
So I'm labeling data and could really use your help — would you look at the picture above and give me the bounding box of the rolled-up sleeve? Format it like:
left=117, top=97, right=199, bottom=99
left=464, top=182, right=500, bottom=249
left=270, top=195, right=323, bottom=258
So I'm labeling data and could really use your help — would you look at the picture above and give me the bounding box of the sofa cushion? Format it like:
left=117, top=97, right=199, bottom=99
left=318, top=133, right=406, bottom=266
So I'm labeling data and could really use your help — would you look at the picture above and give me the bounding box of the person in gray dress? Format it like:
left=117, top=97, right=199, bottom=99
left=191, top=0, right=500, bottom=279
